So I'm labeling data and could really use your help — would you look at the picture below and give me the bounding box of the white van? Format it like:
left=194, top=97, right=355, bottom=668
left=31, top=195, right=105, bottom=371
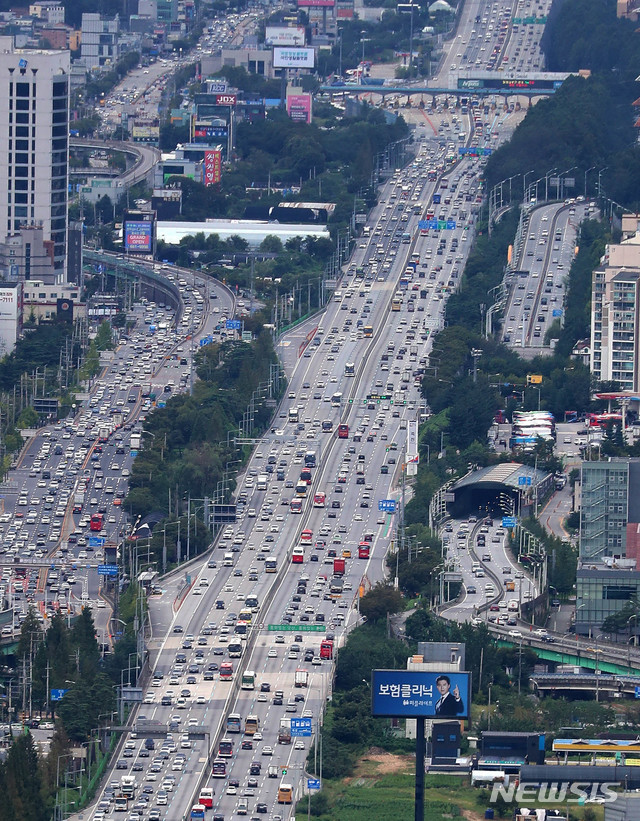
left=507, top=600, right=519, bottom=612
left=223, top=552, right=234, bottom=567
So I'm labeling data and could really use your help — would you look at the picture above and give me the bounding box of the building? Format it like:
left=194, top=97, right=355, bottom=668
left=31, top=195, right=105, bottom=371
left=157, top=0, right=178, bottom=23
left=0, top=224, right=56, bottom=283
left=579, top=459, right=634, bottom=561
left=80, top=13, right=120, bottom=70
left=576, top=458, right=640, bottom=636
left=29, top=2, right=65, bottom=24
left=0, top=37, right=70, bottom=281
left=590, top=235, right=640, bottom=391
left=0, top=281, right=23, bottom=355
left=22, top=279, right=81, bottom=323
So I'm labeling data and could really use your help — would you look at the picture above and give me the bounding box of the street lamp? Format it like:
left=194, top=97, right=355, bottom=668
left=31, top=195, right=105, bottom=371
left=544, top=168, right=557, bottom=202
left=560, top=166, right=576, bottom=200
left=597, top=167, right=609, bottom=199
left=584, top=165, right=596, bottom=197
left=523, top=169, right=535, bottom=200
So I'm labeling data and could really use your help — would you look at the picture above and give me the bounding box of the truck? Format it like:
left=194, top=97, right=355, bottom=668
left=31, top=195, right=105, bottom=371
left=130, top=433, right=142, bottom=451
left=267, top=764, right=279, bottom=779
left=333, top=558, right=346, bottom=576
left=72, top=491, right=85, bottom=514
left=119, top=775, right=136, bottom=800
left=256, top=475, right=268, bottom=491
left=288, top=406, right=300, bottom=423
left=278, top=718, right=291, bottom=744
left=294, top=668, right=308, bottom=688
left=330, top=576, right=344, bottom=597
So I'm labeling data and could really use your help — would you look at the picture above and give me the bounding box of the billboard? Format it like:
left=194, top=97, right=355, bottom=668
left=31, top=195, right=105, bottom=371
left=371, top=670, right=471, bottom=718
left=265, top=25, right=306, bottom=46
left=216, top=93, right=237, bottom=106
left=194, top=124, right=228, bottom=141
left=124, top=212, right=155, bottom=255
left=297, top=0, right=335, bottom=5
left=273, top=47, right=315, bottom=69
left=204, top=150, right=222, bottom=186
left=286, top=93, right=312, bottom=123
left=457, top=76, right=563, bottom=91
left=132, top=123, right=160, bottom=143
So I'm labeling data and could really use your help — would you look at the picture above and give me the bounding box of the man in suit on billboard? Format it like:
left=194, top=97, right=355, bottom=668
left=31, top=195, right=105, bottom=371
left=434, top=675, right=464, bottom=716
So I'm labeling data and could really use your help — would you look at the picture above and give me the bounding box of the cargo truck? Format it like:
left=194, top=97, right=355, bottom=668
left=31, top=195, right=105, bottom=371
left=294, top=669, right=308, bottom=688
left=333, top=558, right=346, bottom=576
left=72, top=491, right=85, bottom=514
left=278, top=718, right=291, bottom=744
left=256, top=475, right=268, bottom=491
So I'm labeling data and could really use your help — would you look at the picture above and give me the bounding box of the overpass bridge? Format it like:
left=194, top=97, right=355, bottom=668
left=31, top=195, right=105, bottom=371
left=69, top=138, right=160, bottom=189
left=495, top=637, right=638, bottom=676
left=531, top=671, right=640, bottom=698
left=319, top=83, right=556, bottom=100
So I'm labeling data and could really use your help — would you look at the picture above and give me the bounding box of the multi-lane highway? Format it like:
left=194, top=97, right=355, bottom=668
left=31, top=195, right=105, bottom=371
left=44, top=1, right=600, bottom=819
left=503, top=200, right=592, bottom=351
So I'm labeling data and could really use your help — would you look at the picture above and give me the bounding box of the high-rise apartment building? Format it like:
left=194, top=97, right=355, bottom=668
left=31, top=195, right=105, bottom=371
left=580, top=459, right=631, bottom=560
left=0, top=37, right=70, bottom=281
left=590, top=236, right=640, bottom=391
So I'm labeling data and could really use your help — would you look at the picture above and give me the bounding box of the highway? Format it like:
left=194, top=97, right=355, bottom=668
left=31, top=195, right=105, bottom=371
left=502, top=200, right=592, bottom=353
left=34, top=0, right=598, bottom=819
left=0, top=267, right=234, bottom=647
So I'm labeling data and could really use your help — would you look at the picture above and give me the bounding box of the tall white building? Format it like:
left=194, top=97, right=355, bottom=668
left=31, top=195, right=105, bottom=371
left=0, top=37, right=70, bottom=281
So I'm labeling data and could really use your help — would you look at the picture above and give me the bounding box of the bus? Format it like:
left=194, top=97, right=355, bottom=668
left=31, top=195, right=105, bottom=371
left=338, top=424, right=349, bottom=439
left=278, top=783, right=293, bottom=804
left=241, top=670, right=256, bottom=690
left=363, top=325, right=373, bottom=337
left=295, top=481, right=308, bottom=497
left=265, top=556, right=277, bottom=572
left=228, top=643, right=243, bottom=658
left=226, top=713, right=242, bottom=733
left=245, top=715, right=259, bottom=735
left=190, top=804, right=206, bottom=820
left=89, top=513, right=104, bottom=532
left=345, top=362, right=355, bottom=377
left=587, top=412, right=623, bottom=429
left=358, top=542, right=370, bottom=559
left=320, top=640, right=334, bottom=660
left=300, top=529, right=313, bottom=545
left=198, top=788, right=214, bottom=809
left=245, top=595, right=259, bottom=611
left=391, top=297, right=402, bottom=312
left=427, top=169, right=437, bottom=181
left=313, top=491, right=326, bottom=508
left=300, top=468, right=312, bottom=485
left=292, top=546, right=304, bottom=564
left=321, top=420, right=334, bottom=432
left=290, top=499, right=303, bottom=514
left=238, top=608, right=253, bottom=623
left=212, top=758, right=227, bottom=778
left=331, top=392, right=342, bottom=408
left=234, top=621, right=248, bottom=637
left=218, top=738, right=233, bottom=757
left=220, top=662, right=233, bottom=680
left=304, top=450, right=317, bottom=468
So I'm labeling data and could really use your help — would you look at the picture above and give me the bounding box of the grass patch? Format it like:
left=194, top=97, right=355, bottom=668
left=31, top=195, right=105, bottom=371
left=298, top=753, right=607, bottom=821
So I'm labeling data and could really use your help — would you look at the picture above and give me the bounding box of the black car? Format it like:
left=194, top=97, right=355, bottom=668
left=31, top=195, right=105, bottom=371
left=331, top=501, right=340, bottom=509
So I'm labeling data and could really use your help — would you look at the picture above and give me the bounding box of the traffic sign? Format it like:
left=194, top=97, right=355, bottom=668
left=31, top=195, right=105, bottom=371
left=89, top=537, right=105, bottom=547
left=378, top=499, right=397, bottom=513
left=501, top=516, right=517, bottom=528
left=552, top=309, right=563, bottom=317
left=226, top=319, right=242, bottom=330
left=308, top=779, right=321, bottom=790
left=98, top=564, right=118, bottom=577
left=50, top=688, right=69, bottom=701
left=267, top=624, right=326, bottom=632
left=518, top=476, right=532, bottom=486
left=635, top=686, right=640, bottom=699
left=367, top=394, right=392, bottom=401
left=291, top=718, right=312, bottom=737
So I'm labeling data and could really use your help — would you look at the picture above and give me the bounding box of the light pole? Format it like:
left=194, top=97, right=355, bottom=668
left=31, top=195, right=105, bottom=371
left=597, top=166, right=609, bottom=199
left=337, top=28, right=343, bottom=78
left=544, top=168, right=557, bottom=202
left=584, top=165, right=596, bottom=197
left=560, top=166, right=576, bottom=200
left=523, top=169, right=535, bottom=200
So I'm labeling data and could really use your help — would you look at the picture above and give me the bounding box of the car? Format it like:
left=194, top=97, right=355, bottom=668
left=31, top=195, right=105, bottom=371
left=261, top=745, right=274, bottom=756
left=294, top=739, right=305, bottom=750
left=256, top=803, right=268, bottom=814
left=268, top=648, right=277, bottom=658
left=242, top=740, right=253, bottom=750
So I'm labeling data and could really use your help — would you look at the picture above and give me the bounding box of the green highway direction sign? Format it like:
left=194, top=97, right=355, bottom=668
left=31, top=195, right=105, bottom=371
left=268, top=624, right=326, bottom=632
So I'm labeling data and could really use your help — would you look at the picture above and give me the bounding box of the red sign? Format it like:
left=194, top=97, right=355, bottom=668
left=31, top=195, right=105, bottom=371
left=216, top=94, right=237, bottom=106
left=286, top=93, right=312, bottom=124
left=336, top=7, right=354, bottom=16
left=204, top=150, right=222, bottom=186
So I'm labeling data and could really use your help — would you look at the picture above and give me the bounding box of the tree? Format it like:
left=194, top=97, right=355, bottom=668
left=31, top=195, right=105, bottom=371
left=359, top=583, right=404, bottom=623
left=259, top=235, right=283, bottom=253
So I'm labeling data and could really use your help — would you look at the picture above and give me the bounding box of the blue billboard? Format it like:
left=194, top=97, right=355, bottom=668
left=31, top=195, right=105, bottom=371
left=124, top=219, right=153, bottom=254
left=371, top=670, right=471, bottom=718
